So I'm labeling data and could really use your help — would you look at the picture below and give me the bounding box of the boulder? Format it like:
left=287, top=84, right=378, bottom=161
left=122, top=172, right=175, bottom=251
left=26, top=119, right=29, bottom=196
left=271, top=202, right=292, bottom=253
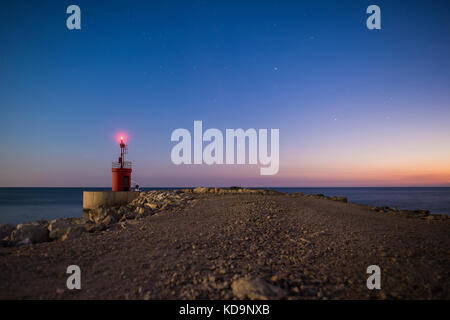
left=61, top=225, right=88, bottom=241
left=135, top=206, right=146, bottom=215
left=121, top=211, right=137, bottom=221
left=88, top=205, right=119, bottom=224
left=177, top=188, right=193, bottom=193
left=231, top=277, right=287, bottom=300
left=117, top=206, right=127, bottom=215
left=49, top=226, right=68, bottom=240
left=138, top=206, right=152, bottom=217
left=0, top=223, right=14, bottom=240
left=15, top=238, right=33, bottom=247
left=159, top=203, right=171, bottom=211
left=193, top=187, right=210, bottom=194
left=87, top=223, right=107, bottom=233
left=11, top=221, right=49, bottom=244
left=331, top=196, right=347, bottom=203
left=101, top=215, right=117, bottom=226
left=48, top=218, right=90, bottom=240
left=145, top=202, right=158, bottom=210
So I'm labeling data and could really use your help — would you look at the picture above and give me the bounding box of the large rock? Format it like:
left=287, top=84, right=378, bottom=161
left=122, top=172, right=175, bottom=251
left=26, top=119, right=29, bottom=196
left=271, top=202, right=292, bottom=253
left=145, top=202, right=158, bottom=210
left=61, top=225, right=88, bottom=241
left=87, top=223, right=107, bottom=233
left=15, top=238, right=33, bottom=247
left=231, top=277, right=287, bottom=300
left=0, top=223, right=14, bottom=240
left=193, top=187, right=211, bottom=194
left=331, top=196, right=348, bottom=203
left=117, top=206, right=131, bottom=216
left=11, top=221, right=49, bottom=244
left=101, top=214, right=117, bottom=226
left=48, top=218, right=90, bottom=240
left=135, top=206, right=146, bottom=215
left=88, top=205, right=119, bottom=224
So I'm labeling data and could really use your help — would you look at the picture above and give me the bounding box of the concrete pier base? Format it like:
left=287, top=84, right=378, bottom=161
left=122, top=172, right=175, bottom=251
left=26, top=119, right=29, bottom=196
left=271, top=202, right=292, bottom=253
left=83, top=191, right=139, bottom=210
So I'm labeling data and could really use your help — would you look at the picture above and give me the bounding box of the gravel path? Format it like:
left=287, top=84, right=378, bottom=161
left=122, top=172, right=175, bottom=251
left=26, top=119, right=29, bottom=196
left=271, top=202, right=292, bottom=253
left=0, top=193, right=449, bottom=299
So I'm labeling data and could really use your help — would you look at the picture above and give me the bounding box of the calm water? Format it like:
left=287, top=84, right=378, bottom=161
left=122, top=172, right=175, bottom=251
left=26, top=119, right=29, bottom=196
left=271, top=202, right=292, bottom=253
left=0, top=187, right=449, bottom=225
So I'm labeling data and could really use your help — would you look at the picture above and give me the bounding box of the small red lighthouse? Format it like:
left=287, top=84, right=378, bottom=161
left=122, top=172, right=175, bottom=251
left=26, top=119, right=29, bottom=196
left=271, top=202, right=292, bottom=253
left=112, top=136, right=132, bottom=191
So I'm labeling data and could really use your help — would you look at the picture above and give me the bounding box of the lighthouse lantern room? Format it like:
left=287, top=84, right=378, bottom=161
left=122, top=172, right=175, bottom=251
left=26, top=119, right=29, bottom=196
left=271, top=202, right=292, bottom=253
left=112, top=136, right=132, bottom=191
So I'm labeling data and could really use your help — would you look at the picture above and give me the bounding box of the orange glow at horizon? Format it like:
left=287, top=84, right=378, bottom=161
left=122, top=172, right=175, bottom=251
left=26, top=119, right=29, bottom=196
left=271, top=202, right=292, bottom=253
left=277, top=160, right=450, bottom=186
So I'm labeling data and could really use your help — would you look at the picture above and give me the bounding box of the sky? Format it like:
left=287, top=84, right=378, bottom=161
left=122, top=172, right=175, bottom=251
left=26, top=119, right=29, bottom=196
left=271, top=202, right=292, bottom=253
left=0, top=0, right=449, bottom=187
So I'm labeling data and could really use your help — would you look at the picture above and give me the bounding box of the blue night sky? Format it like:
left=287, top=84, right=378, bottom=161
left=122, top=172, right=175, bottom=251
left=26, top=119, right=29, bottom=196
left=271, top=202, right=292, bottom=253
left=0, top=0, right=449, bottom=187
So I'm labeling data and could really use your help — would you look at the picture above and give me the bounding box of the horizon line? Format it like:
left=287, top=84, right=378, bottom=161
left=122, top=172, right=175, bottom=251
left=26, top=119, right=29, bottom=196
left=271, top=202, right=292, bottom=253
left=1, top=186, right=450, bottom=189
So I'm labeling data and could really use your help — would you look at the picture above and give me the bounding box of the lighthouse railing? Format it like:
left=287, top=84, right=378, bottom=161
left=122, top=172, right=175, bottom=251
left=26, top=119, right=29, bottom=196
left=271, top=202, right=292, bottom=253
left=112, top=161, right=132, bottom=169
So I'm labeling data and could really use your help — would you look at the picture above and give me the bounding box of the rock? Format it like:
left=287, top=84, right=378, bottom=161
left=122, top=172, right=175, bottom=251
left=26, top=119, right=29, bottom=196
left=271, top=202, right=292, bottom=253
left=134, top=206, right=152, bottom=217
left=0, top=223, right=14, bottom=240
left=123, top=211, right=137, bottom=220
left=159, top=203, right=171, bottom=211
left=102, top=215, right=117, bottom=226
left=11, top=221, right=49, bottom=244
left=145, top=203, right=158, bottom=210
left=117, top=206, right=131, bottom=216
left=139, top=207, right=152, bottom=217
left=231, top=277, right=287, bottom=300
left=88, top=205, right=118, bottom=224
left=48, top=218, right=90, bottom=240
left=292, top=192, right=304, bottom=197
left=49, top=227, right=67, bottom=240
left=15, top=238, right=33, bottom=247
left=334, top=196, right=347, bottom=203
left=87, top=223, right=107, bottom=233
left=193, top=187, right=211, bottom=194
left=135, top=206, right=146, bottom=215
left=61, top=226, right=88, bottom=241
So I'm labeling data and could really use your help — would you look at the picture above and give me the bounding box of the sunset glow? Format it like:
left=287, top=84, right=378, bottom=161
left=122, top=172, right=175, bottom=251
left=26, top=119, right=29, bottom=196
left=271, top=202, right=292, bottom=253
left=0, top=1, right=449, bottom=187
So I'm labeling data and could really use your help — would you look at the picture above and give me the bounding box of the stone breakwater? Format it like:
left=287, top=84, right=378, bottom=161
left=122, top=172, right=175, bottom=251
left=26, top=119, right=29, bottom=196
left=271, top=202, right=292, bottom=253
left=291, top=191, right=449, bottom=220
left=0, top=188, right=271, bottom=247
left=0, top=188, right=448, bottom=248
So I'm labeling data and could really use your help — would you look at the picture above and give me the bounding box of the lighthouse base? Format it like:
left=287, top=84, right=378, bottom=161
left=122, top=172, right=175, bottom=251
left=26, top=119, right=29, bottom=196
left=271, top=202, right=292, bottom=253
left=82, top=191, right=139, bottom=211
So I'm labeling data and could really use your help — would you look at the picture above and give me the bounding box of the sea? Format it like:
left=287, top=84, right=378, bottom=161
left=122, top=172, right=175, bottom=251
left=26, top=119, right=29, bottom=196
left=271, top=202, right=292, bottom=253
left=0, top=187, right=449, bottom=225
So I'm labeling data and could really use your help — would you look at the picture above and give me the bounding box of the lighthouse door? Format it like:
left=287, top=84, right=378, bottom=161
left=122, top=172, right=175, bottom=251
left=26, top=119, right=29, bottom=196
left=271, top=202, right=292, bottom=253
left=123, top=176, right=130, bottom=191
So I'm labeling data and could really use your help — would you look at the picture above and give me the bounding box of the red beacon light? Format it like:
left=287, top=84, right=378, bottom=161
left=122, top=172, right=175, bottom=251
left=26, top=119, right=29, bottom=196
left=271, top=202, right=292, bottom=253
left=112, top=135, right=132, bottom=191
